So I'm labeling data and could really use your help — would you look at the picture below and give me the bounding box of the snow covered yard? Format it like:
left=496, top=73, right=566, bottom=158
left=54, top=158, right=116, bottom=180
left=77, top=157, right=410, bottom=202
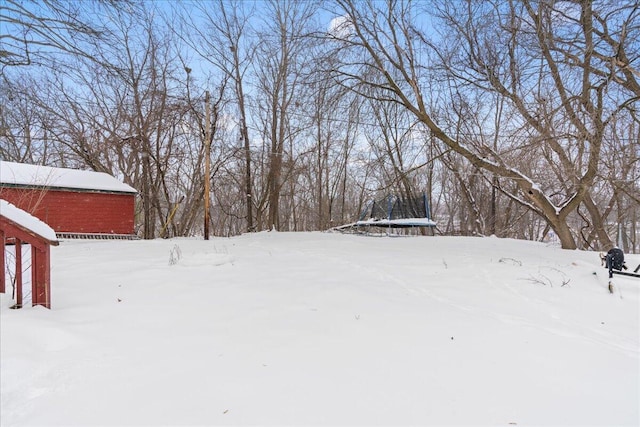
left=1, top=232, right=638, bottom=426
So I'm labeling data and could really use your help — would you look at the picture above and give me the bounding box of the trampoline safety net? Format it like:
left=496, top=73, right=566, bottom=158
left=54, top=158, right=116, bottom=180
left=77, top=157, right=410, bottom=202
left=360, top=194, right=431, bottom=221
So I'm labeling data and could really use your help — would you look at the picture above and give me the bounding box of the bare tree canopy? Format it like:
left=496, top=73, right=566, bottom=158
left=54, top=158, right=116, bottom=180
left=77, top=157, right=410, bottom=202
left=0, top=0, right=132, bottom=69
left=1, top=0, right=638, bottom=251
left=325, top=0, right=639, bottom=249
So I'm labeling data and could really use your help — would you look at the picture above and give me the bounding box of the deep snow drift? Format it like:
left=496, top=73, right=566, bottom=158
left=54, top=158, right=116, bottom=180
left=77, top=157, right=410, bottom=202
left=1, top=232, right=638, bottom=426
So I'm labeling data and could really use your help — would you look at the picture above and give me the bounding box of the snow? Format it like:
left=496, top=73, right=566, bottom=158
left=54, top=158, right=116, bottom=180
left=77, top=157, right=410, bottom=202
left=0, top=161, right=137, bottom=194
left=0, top=199, right=58, bottom=242
left=1, top=232, right=638, bottom=425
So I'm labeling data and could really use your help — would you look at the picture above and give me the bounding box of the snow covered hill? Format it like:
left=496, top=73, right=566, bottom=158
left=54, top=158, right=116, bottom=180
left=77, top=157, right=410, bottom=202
left=1, top=233, right=638, bottom=425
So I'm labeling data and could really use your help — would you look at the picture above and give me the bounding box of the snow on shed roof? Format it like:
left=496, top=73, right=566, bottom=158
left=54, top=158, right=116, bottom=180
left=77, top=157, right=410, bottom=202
left=0, top=161, right=137, bottom=194
left=0, top=199, right=58, bottom=243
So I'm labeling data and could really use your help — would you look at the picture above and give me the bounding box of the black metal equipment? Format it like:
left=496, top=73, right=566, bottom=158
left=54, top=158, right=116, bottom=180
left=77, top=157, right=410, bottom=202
left=602, top=248, right=640, bottom=280
left=356, top=194, right=436, bottom=228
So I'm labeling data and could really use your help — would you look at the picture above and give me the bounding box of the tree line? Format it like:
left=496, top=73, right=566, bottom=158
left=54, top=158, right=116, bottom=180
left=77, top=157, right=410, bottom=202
left=1, top=0, right=638, bottom=252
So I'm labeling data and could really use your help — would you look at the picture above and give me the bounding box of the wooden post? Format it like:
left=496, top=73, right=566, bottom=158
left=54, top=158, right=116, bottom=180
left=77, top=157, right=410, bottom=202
left=0, top=206, right=58, bottom=309
left=31, top=245, right=51, bottom=308
left=204, top=90, right=211, bottom=240
left=0, top=229, right=5, bottom=294
left=15, top=239, right=22, bottom=308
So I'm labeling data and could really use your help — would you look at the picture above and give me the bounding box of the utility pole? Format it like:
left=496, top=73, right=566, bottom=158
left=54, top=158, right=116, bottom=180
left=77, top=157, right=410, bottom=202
left=204, top=91, right=211, bottom=240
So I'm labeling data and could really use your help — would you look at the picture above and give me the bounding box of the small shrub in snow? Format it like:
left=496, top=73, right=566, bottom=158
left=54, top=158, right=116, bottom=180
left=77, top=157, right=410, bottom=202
left=168, top=244, right=182, bottom=266
left=524, top=266, right=569, bottom=288
left=499, top=257, right=522, bottom=266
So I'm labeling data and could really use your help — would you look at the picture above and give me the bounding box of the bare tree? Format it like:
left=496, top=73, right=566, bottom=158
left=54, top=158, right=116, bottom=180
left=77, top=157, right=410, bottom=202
left=0, top=75, right=49, bottom=163
left=0, top=0, right=131, bottom=70
left=253, top=0, right=318, bottom=230
left=30, top=5, right=221, bottom=239
left=328, top=0, right=639, bottom=249
left=175, top=0, right=257, bottom=232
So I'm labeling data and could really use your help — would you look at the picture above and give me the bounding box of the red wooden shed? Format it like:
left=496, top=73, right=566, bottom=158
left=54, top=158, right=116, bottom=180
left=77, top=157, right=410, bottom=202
left=0, top=161, right=137, bottom=238
left=1, top=199, right=59, bottom=309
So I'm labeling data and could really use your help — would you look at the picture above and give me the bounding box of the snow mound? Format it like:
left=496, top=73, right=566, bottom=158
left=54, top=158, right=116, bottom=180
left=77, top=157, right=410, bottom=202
left=1, top=234, right=638, bottom=425
left=176, top=252, right=234, bottom=267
